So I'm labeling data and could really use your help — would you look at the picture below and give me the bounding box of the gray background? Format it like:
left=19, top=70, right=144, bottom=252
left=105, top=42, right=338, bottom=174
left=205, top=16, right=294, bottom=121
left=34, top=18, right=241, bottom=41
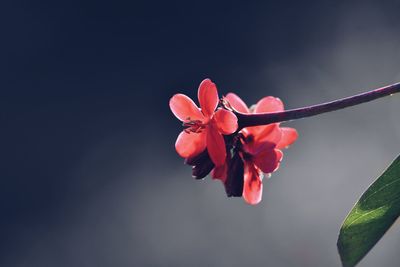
left=1, top=1, right=400, bottom=266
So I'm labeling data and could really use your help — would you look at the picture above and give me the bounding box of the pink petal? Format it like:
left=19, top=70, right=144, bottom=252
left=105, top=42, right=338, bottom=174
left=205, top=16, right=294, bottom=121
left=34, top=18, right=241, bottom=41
left=206, top=126, right=226, bottom=166
left=225, top=93, right=249, bottom=113
left=253, top=149, right=283, bottom=174
left=175, top=130, right=206, bottom=158
left=198, top=79, right=219, bottom=117
left=254, top=96, right=284, bottom=113
left=243, top=163, right=263, bottom=205
left=169, top=94, right=205, bottom=122
left=213, top=109, right=238, bottom=135
left=277, top=127, right=298, bottom=149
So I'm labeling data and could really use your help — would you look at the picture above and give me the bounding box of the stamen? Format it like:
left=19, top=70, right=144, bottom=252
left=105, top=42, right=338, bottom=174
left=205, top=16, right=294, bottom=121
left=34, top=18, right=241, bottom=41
left=182, top=119, right=206, bottom=134
left=220, top=97, right=233, bottom=111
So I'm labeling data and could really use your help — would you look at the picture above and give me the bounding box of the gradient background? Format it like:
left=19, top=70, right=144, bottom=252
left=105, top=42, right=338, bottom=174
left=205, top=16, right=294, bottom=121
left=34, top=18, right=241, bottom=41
left=1, top=1, right=400, bottom=266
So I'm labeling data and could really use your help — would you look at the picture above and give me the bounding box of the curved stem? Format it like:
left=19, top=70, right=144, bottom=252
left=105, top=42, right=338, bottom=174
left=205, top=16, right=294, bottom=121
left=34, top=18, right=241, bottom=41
left=236, top=82, right=400, bottom=129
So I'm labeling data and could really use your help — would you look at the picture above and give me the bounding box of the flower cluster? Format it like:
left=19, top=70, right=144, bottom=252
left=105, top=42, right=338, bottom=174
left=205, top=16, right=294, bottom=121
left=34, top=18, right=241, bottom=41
left=169, top=79, right=297, bottom=205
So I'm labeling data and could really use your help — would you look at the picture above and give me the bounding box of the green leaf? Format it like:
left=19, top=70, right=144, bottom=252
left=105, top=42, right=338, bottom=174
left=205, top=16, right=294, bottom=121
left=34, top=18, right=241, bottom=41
left=337, top=155, right=400, bottom=267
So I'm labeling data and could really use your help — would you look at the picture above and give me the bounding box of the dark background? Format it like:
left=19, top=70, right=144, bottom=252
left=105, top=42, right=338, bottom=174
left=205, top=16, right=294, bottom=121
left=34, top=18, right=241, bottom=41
left=1, top=1, right=400, bottom=266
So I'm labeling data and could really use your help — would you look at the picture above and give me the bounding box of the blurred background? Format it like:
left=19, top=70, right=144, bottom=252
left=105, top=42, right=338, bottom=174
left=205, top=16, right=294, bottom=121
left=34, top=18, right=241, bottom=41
left=1, top=0, right=400, bottom=266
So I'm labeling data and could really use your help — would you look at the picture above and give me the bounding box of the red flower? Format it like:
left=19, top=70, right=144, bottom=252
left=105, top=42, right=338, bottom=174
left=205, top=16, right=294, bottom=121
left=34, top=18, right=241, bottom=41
left=223, top=93, right=298, bottom=205
left=169, top=79, right=238, bottom=166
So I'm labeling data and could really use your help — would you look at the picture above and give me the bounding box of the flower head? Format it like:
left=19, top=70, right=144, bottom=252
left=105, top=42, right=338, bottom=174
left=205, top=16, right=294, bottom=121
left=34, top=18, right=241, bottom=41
left=169, top=79, right=238, bottom=167
left=222, top=93, right=298, bottom=205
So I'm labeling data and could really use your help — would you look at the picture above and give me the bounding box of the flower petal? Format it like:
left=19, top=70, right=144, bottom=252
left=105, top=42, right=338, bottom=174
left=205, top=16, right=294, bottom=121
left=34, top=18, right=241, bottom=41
left=254, top=96, right=284, bottom=113
left=243, top=163, right=263, bottom=205
left=206, top=126, right=226, bottom=166
left=253, top=149, right=283, bottom=174
left=225, top=93, right=249, bottom=113
left=277, top=127, right=298, bottom=149
left=242, top=124, right=282, bottom=155
left=213, top=109, right=238, bottom=135
left=211, top=163, right=227, bottom=183
left=169, top=94, right=204, bottom=122
left=175, top=130, right=206, bottom=158
left=244, top=124, right=275, bottom=141
left=198, top=79, right=219, bottom=117
left=254, top=124, right=282, bottom=146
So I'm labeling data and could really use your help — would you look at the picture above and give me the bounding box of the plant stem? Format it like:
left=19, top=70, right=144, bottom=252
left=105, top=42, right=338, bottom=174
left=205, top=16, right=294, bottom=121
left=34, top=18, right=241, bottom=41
left=236, top=82, right=400, bottom=129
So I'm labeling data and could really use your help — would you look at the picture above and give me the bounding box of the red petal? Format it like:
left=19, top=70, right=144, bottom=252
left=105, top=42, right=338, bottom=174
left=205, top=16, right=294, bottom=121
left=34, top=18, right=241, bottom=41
left=213, top=109, right=238, bottom=135
left=244, top=124, right=275, bottom=141
left=206, top=126, right=226, bottom=166
left=225, top=93, right=249, bottom=113
left=175, top=130, right=206, bottom=158
left=277, top=127, right=298, bottom=149
left=211, top=163, right=227, bottom=183
left=169, top=94, right=205, bottom=122
left=255, top=124, right=282, bottom=146
left=243, top=163, right=263, bottom=205
left=254, top=96, right=284, bottom=113
left=253, top=149, right=283, bottom=174
left=198, top=79, right=219, bottom=117
left=243, top=124, right=282, bottom=155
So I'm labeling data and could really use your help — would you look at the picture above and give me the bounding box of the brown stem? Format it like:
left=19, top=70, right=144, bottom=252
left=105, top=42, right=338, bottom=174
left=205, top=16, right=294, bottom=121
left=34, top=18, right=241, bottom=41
left=236, top=82, right=400, bottom=129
